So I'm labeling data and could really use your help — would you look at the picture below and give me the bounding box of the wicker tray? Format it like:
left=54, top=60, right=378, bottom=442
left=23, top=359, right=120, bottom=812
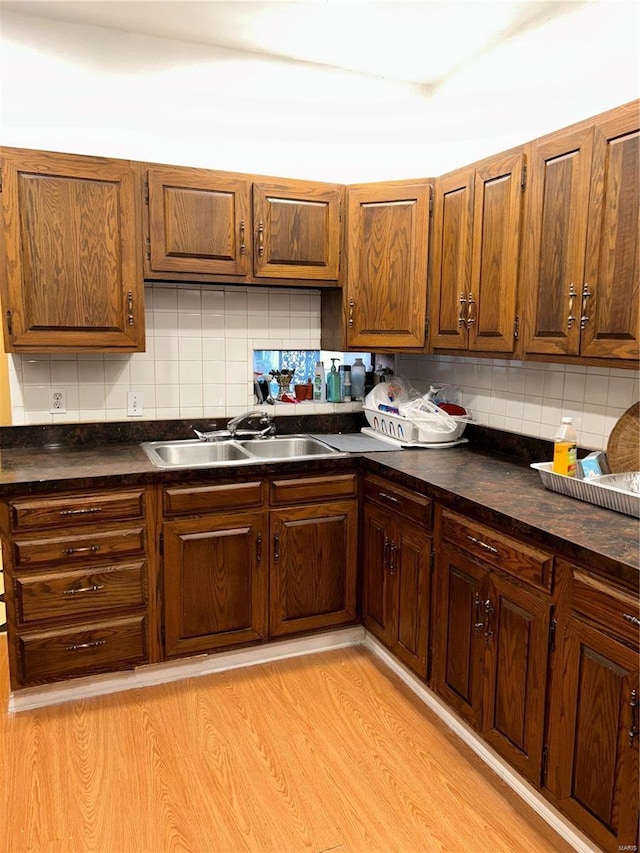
left=531, top=462, right=640, bottom=518
left=607, top=402, right=640, bottom=473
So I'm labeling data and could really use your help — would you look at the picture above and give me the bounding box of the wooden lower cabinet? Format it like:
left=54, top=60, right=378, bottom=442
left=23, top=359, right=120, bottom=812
left=432, top=511, right=552, bottom=785
left=545, top=562, right=639, bottom=852
left=269, top=500, right=358, bottom=636
left=361, top=500, right=431, bottom=676
left=163, top=511, right=268, bottom=657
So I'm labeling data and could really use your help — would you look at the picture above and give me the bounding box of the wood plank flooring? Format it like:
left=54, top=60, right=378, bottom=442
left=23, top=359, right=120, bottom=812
left=0, top=635, right=572, bottom=853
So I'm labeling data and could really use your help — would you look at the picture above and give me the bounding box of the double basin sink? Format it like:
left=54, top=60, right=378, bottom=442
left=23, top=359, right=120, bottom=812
left=141, top=435, right=345, bottom=469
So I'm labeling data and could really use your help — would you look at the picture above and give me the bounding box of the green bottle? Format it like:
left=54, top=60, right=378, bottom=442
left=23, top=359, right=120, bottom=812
left=327, top=358, right=341, bottom=402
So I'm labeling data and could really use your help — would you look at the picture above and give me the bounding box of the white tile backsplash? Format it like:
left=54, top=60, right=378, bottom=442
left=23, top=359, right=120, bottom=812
left=396, top=354, right=639, bottom=451
left=8, top=285, right=638, bottom=446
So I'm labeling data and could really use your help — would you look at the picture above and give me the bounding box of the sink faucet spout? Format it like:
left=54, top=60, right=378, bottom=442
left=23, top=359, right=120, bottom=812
left=227, top=410, right=275, bottom=438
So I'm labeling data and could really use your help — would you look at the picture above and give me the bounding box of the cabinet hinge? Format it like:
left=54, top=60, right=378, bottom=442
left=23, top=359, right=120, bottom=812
left=548, top=616, right=557, bottom=653
left=427, top=646, right=433, bottom=677
left=0, top=166, right=3, bottom=193
left=159, top=531, right=164, bottom=555
left=430, top=549, right=435, bottom=573
left=425, top=315, right=430, bottom=340
left=541, top=744, right=549, bottom=785
left=5, top=310, right=12, bottom=336
left=513, top=314, right=520, bottom=339
left=145, top=237, right=151, bottom=261
left=521, top=164, right=528, bottom=190
left=160, top=624, right=166, bottom=646
left=429, top=193, right=433, bottom=216
left=144, top=181, right=149, bottom=205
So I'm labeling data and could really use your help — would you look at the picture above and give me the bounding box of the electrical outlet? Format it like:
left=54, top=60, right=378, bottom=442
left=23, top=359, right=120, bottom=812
left=127, top=391, right=144, bottom=417
left=49, top=389, right=67, bottom=414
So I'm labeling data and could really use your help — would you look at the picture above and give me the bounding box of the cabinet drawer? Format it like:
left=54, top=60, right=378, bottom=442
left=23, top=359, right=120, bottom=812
left=14, top=561, right=147, bottom=624
left=163, top=481, right=264, bottom=516
left=364, top=475, right=432, bottom=529
left=10, top=490, right=145, bottom=531
left=570, top=566, right=639, bottom=649
left=270, top=474, right=357, bottom=505
left=441, top=509, right=553, bottom=591
left=17, top=614, right=147, bottom=684
left=13, top=526, right=146, bottom=569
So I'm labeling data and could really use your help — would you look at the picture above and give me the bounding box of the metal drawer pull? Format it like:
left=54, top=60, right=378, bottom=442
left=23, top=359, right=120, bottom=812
left=273, top=533, right=280, bottom=562
left=623, top=614, right=640, bottom=627
left=63, top=584, right=104, bottom=596
left=580, top=282, right=592, bottom=329
left=65, top=640, right=107, bottom=652
left=378, top=492, right=400, bottom=505
left=239, top=220, right=246, bottom=255
left=63, top=545, right=102, bottom=555
left=258, top=221, right=265, bottom=257
left=458, top=292, right=467, bottom=328
left=466, top=535, right=498, bottom=555
left=348, top=297, right=354, bottom=328
left=389, top=542, right=397, bottom=575
left=383, top=537, right=391, bottom=572
left=567, top=283, right=577, bottom=329
left=59, top=507, right=103, bottom=516
left=256, top=533, right=262, bottom=564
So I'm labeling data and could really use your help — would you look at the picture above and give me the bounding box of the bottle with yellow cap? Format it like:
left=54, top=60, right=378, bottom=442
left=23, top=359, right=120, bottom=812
left=553, top=416, right=578, bottom=477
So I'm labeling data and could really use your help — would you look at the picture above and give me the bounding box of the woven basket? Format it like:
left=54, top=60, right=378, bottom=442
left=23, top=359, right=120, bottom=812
left=607, top=401, right=640, bottom=473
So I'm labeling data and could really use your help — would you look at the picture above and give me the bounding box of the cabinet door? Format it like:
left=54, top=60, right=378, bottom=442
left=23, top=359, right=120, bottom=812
left=581, top=105, right=640, bottom=360
left=432, top=543, right=486, bottom=728
left=253, top=180, right=342, bottom=280
left=430, top=168, right=474, bottom=350
left=391, top=520, right=431, bottom=677
left=469, top=151, right=524, bottom=353
left=520, top=129, right=594, bottom=357
left=547, top=618, right=639, bottom=853
left=0, top=149, right=144, bottom=351
left=147, top=167, right=251, bottom=277
left=346, top=181, right=430, bottom=349
left=361, top=502, right=393, bottom=645
left=163, top=511, right=267, bottom=657
left=481, top=573, right=551, bottom=785
left=270, top=501, right=357, bottom=637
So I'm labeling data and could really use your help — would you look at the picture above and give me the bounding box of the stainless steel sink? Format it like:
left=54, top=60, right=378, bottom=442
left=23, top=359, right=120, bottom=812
left=141, top=434, right=344, bottom=469
left=240, top=436, right=335, bottom=459
left=141, top=439, right=254, bottom=469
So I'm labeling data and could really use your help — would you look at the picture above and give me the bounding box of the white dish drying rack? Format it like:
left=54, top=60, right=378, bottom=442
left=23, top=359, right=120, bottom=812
left=363, top=389, right=470, bottom=445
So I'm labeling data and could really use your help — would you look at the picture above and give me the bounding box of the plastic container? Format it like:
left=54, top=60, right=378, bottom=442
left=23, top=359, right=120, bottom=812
left=341, top=365, right=352, bottom=402
left=351, top=358, right=366, bottom=401
left=327, top=358, right=341, bottom=402
left=553, top=417, right=578, bottom=477
left=313, top=361, right=326, bottom=402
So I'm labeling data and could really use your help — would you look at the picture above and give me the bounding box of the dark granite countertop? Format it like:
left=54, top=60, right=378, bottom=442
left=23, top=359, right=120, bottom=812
left=0, top=430, right=637, bottom=587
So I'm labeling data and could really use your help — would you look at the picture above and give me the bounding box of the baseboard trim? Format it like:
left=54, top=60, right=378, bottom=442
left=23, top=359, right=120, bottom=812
left=363, top=634, right=601, bottom=853
left=8, top=625, right=366, bottom=713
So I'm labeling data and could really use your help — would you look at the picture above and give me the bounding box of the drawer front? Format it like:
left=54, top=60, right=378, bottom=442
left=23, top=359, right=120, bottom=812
left=571, top=566, right=639, bottom=648
left=14, top=561, right=147, bottom=624
left=441, top=509, right=553, bottom=591
left=270, top=473, right=357, bottom=506
left=163, top=481, right=265, bottom=516
left=18, top=614, right=148, bottom=684
left=364, top=475, right=432, bottom=529
left=10, top=490, right=145, bottom=531
left=13, top=526, right=146, bottom=569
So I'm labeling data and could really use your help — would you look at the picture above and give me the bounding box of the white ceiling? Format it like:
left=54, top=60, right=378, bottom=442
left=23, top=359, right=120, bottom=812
left=0, top=0, right=600, bottom=88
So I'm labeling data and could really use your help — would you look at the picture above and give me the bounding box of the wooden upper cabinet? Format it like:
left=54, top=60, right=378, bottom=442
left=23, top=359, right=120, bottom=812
left=519, top=128, right=594, bottom=356
left=252, top=180, right=341, bottom=280
left=146, top=166, right=251, bottom=277
left=581, top=104, right=639, bottom=360
left=469, top=150, right=524, bottom=353
left=431, top=151, right=523, bottom=354
left=0, top=148, right=144, bottom=352
left=430, top=168, right=474, bottom=350
left=346, top=181, right=430, bottom=349
left=145, top=168, right=341, bottom=283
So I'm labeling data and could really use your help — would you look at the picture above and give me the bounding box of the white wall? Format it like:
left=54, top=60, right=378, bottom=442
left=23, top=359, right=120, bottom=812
left=1, top=5, right=638, bottom=180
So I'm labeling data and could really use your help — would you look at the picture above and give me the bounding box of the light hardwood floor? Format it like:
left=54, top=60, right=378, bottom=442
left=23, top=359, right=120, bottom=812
left=0, top=636, right=571, bottom=853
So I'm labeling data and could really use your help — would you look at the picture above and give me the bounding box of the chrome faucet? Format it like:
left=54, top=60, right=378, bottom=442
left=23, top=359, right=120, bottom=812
left=227, top=410, right=275, bottom=437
